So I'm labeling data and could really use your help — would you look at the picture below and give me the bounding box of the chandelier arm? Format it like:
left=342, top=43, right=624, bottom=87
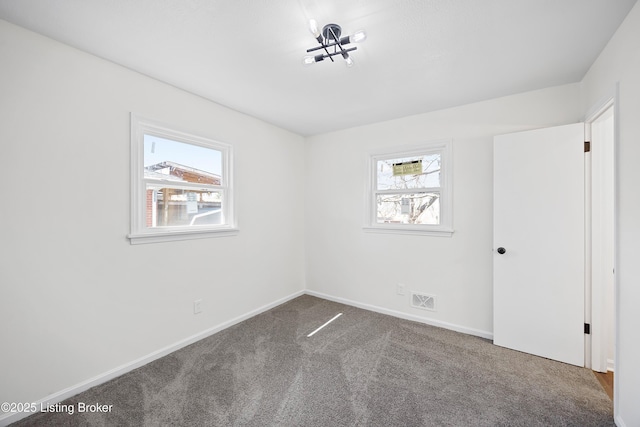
left=307, top=38, right=349, bottom=53
left=329, top=27, right=344, bottom=61
left=317, top=46, right=357, bottom=60
left=327, top=26, right=354, bottom=64
left=306, top=45, right=326, bottom=53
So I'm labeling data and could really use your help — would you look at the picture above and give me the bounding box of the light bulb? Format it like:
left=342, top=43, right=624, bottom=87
left=302, top=55, right=316, bottom=66
left=350, top=30, right=367, bottom=43
left=309, top=19, right=320, bottom=38
left=345, top=56, right=354, bottom=67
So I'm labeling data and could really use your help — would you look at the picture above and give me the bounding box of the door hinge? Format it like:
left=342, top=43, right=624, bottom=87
left=584, top=323, right=591, bottom=334
left=584, top=141, right=591, bottom=152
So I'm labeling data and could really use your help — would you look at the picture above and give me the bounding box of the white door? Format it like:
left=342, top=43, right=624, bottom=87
left=493, top=123, right=585, bottom=366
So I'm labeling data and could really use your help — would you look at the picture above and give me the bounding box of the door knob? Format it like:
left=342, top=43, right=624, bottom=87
left=497, top=247, right=506, bottom=254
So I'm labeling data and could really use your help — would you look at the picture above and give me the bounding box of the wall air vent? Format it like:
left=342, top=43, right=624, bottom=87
left=411, top=292, right=436, bottom=311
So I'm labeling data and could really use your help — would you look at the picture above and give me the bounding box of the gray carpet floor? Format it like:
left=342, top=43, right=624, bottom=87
left=14, top=295, right=613, bottom=426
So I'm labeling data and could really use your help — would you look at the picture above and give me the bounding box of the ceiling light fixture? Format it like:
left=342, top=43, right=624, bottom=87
left=303, top=20, right=366, bottom=67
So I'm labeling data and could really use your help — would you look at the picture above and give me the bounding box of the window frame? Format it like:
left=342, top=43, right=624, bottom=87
left=128, top=114, right=237, bottom=244
left=364, top=140, right=453, bottom=236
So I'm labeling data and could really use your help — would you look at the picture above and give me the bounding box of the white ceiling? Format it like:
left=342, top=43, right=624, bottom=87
left=0, top=0, right=637, bottom=136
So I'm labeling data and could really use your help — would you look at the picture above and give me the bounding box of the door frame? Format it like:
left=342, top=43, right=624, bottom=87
left=583, top=85, right=619, bottom=402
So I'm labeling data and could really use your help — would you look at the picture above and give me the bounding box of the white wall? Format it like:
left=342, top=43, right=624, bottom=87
left=305, top=84, right=582, bottom=337
left=0, top=19, right=305, bottom=410
left=581, top=2, right=640, bottom=425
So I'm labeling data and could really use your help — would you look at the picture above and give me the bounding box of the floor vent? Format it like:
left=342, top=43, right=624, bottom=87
left=411, top=292, right=436, bottom=311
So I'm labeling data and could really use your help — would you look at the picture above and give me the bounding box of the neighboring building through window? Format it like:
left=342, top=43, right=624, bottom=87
left=129, top=115, right=236, bottom=244
left=365, top=141, right=453, bottom=236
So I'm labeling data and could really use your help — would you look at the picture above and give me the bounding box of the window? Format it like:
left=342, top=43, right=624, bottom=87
left=365, top=141, right=453, bottom=236
left=129, top=115, right=236, bottom=244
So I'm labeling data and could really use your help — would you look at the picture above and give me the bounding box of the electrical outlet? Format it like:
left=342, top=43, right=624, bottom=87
left=397, top=283, right=406, bottom=295
left=194, top=299, right=202, bottom=314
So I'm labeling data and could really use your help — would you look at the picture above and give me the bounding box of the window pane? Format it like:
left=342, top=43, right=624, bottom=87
left=377, top=154, right=440, bottom=190
left=146, top=187, right=223, bottom=227
left=144, top=135, right=222, bottom=184
left=376, top=193, right=440, bottom=225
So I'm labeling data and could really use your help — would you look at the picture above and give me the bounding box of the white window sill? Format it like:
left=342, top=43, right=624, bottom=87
left=128, top=227, right=239, bottom=245
left=363, top=225, right=454, bottom=237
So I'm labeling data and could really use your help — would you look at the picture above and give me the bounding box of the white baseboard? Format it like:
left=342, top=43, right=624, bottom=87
left=0, top=290, right=305, bottom=427
left=304, top=290, right=493, bottom=340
